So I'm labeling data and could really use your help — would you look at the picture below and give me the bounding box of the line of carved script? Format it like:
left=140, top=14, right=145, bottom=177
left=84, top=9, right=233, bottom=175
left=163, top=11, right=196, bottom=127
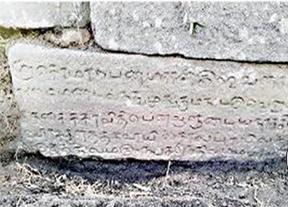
left=23, top=127, right=286, bottom=158
left=13, top=61, right=287, bottom=88
left=24, top=110, right=288, bottom=130
left=16, top=86, right=288, bottom=112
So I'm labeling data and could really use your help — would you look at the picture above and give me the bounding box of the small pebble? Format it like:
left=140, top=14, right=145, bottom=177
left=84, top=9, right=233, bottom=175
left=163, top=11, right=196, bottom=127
left=44, top=28, right=91, bottom=47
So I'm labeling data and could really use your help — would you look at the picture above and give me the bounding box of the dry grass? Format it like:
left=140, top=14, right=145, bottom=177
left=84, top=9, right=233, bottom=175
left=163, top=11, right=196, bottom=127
left=13, top=161, right=112, bottom=196
left=9, top=159, right=155, bottom=197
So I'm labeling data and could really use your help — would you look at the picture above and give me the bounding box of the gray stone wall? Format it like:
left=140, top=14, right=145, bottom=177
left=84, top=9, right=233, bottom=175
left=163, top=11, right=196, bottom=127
left=0, top=3, right=288, bottom=207
left=0, top=2, right=288, bottom=161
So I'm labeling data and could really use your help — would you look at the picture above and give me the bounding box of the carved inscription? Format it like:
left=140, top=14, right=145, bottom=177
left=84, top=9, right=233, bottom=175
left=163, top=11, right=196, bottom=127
left=8, top=43, right=288, bottom=160
left=15, top=86, right=288, bottom=112
left=12, top=61, right=288, bottom=88
left=23, top=110, right=288, bottom=131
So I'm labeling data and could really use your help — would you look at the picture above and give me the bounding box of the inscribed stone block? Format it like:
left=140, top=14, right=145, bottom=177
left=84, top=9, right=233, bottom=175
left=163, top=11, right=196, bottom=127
left=8, top=43, right=288, bottom=160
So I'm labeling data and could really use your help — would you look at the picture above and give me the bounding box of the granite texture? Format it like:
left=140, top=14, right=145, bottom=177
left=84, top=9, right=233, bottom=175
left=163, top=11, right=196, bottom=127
left=0, top=2, right=90, bottom=29
left=7, top=43, right=288, bottom=160
left=91, top=2, right=288, bottom=62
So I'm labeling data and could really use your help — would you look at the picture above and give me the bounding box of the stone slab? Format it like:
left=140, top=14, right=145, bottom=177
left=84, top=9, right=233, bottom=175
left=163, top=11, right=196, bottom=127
left=7, top=43, right=288, bottom=160
left=91, top=2, right=288, bottom=62
left=0, top=2, right=89, bottom=29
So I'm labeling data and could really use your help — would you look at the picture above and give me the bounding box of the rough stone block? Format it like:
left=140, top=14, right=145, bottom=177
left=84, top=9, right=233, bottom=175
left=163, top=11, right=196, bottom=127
left=91, top=2, right=288, bottom=62
left=7, top=43, right=288, bottom=160
left=0, top=2, right=89, bottom=29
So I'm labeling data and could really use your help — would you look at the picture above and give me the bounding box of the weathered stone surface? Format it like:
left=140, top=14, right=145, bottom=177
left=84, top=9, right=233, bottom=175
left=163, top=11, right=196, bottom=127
left=0, top=2, right=89, bottom=29
left=8, top=43, right=288, bottom=160
left=91, top=2, right=288, bottom=62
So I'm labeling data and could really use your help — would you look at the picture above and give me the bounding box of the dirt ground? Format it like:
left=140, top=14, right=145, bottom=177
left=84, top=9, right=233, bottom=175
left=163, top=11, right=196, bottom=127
left=0, top=151, right=287, bottom=207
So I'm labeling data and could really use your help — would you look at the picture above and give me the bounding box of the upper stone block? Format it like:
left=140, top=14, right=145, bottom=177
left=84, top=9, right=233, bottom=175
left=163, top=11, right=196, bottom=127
left=0, top=2, right=90, bottom=29
left=91, top=2, right=288, bottom=62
